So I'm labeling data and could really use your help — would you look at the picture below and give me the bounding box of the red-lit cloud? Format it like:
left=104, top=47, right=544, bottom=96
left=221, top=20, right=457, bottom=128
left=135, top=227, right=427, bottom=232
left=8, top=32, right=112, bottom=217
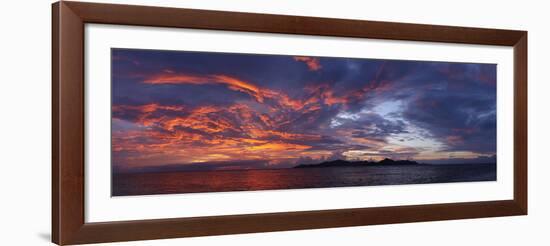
left=111, top=97, right=329, bottom=169
left=293, top=56, right=322, bottom=71
left=145, top=73, right=273, bottom=102
left=113, top=70, right=422, bottom=170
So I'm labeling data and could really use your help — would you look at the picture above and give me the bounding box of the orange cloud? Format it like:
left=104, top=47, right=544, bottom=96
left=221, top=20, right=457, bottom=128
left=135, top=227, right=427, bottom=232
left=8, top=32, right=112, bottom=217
left=112, top=98, right=333, bottom=168
left=161, top=106, right=238, bottom=133
left=117, top=71, right=404, bottom=169
left=112, top=103, right=185, bottom=126
left=304, top=83, right=349, bottom=106
left=293, top=56, right=322, bottom=71
left=321, top=89, right=349, bottom=106
left=144, top=73, right=209, bottom=84
left=144, top=71, right=319, bottom=112
left=144, top=72, right=278, bottom=103
left=113, top=100, right=322, bottom=153
left=247, top=142, right=311, bottom=151
left=112, top=103, right=185, bottom=113
left=114, top=67, right=402, bottom=169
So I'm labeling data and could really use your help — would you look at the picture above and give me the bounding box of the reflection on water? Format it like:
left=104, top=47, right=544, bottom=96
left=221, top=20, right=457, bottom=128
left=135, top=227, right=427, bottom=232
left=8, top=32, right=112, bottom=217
left=112, top=164, right=496, bottom=196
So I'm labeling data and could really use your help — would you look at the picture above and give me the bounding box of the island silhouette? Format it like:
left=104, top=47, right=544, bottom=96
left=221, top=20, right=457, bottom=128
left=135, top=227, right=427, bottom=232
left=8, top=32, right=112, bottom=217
left=294, top=158, right=421, bottom=168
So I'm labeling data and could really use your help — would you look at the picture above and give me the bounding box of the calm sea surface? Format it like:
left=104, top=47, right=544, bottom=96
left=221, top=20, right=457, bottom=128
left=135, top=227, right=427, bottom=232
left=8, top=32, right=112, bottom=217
left=112, top=164, right=496, bottom=196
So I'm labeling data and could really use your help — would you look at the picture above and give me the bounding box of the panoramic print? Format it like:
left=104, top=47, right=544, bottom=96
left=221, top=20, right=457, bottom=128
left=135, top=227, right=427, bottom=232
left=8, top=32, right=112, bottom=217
left=111, top=48, right=497, bottom=196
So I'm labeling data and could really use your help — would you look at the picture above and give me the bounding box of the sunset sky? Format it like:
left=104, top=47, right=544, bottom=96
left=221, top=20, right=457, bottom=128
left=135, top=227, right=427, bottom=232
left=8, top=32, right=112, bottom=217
left=111, top=48, right=496, bottom=172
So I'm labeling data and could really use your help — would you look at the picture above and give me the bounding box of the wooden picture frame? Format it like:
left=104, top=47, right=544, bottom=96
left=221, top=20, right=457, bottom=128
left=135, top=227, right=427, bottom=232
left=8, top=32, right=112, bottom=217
left=52, top=1, right=527, bottom=245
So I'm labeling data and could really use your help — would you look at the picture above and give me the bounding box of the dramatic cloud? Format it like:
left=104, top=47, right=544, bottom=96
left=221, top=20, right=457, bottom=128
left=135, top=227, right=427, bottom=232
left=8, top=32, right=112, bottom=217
left=111, top=48, right=496, bottom=172
left=293, top=56, right=322, bottom=71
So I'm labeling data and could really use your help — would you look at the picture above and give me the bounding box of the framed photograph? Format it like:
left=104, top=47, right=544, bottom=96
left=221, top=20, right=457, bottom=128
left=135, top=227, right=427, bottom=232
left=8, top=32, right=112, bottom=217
left=52, top=1, right=527, bottom=245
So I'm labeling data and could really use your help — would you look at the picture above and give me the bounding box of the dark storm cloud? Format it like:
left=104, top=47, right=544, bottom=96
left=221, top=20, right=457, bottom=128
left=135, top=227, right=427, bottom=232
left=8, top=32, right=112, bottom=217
left=402, top=93, right=496, bottom=153
left=387, top=62, right=497, bottom=154
left=338, top=59, right=498, bottom=154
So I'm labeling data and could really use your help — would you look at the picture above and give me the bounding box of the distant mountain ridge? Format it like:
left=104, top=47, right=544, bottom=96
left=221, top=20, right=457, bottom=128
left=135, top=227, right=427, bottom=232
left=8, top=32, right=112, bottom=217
left=294, top=158, right=420, bottom=168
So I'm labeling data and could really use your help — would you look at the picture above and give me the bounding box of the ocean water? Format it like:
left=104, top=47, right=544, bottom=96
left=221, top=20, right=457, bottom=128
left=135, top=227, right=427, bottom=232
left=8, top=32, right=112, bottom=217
left=112, top=163, right=496, bottom=196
